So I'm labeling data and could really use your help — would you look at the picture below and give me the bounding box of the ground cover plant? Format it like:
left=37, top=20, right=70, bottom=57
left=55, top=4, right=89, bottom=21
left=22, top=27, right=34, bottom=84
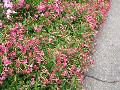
left=0, top=0, right=110, bottom=90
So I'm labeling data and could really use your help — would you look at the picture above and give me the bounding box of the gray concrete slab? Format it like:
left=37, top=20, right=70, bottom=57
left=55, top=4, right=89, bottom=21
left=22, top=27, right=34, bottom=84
left=84, top=77, right=120, bottom=90
left=84, top=0, right=120, bottom=90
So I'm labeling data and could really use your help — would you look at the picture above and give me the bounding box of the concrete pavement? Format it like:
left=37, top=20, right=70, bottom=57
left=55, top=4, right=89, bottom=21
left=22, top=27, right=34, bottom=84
left=83, top=0, right=120, bottom=90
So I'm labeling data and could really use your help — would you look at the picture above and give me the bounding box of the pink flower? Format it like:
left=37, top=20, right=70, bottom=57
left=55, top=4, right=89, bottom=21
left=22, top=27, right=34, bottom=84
left=89, top=59, right=94, bottom=64
left=39, top=51, right=44, bottom=56
left=54, top=77, right=60, bottom=82
left=106, top=1, right=111, bottom=11
left=63, top=62, right=67, bottom=67
left=98, top=0, right=104, bottom=4
left=29, top=52, right=32, bottom=57
left=86, top=15, right=97, bottom=30
left=30, top=78, right=35, bottom=87
left=19, top=28, right=26, bottom=34
left=70, top=65, right=76, bottom=74
left=87, top=7, right=94, bottom=13
left=53, top=2, right=63, bottom=14
left=9, top=36, right=16, bottom=43
left=0, top=76, right=5, bottom=81
left=33, top=65, right=39, bottom=70
left=1, top=70, right=8, bottom=77
left=61, top=71, right=68, bottom=77
left=44, top=12, right=50, bottom=17
left=47, top=4, right=53, bottom=9
left=3, top=1, right=13, bottom=9
left=10, top=26, right=18, bottom=36
left=3, top=59, right=12, bottom=66
left=36, top=56, right=41, bottom=63
left=0, top=45, right=5, bottom=55
left=8, top=51, right=16, bottom=57
left=21, top=46, right=28, bottom=54
left=34, top=25, right=42, bottom=32
left=5, top=42, right=13, bottom=48
left=100, top=6, right=107, bottom=16
left=21, top=59, right=28, bottom=65
left=18, top=0, right=25, bottom=8
left=27, top=64, right=33, bottom=73
left=56, top=56, right=61, bottom=64
left=43, top=78, right=49, bottom=85
left=27, top=40, right=35, bottom=46
left=0, top=44, right=8, bottom=54
left=77, top=75, right=84, bottom=83
left=22, top=69, right=30, bottom=74
left=16, top=60, right=21, bottom=68
left=16, top=43, right=23, bottom=50
left=37, top=2, right=46, bottom=12
left=34, top=26, right=40, bottom=32
left=54, top=4, right=61, bottom=14
left=63, top=56, right=68, bottom=67
left=3, top=0, right=10, bottom=3
left=63, top=57, right=68, bottom=62
left=26, top=4, right=30, bottom=11
left=18, top=35, right=24, bottom=40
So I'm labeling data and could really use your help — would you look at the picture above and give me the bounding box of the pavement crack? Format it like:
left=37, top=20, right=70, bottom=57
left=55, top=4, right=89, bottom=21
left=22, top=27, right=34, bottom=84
left=84, top=75, right=120, bottom=83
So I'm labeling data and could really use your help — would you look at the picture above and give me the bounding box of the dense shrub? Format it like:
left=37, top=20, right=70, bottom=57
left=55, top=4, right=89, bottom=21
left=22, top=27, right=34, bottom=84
left=0, top=0, right=110, bottom=89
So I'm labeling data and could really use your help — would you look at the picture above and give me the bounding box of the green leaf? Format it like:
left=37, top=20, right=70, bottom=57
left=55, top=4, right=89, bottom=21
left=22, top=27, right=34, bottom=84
left=0, top=33, right=2, bottom=38
left=22, top=19, right=27, bottom=25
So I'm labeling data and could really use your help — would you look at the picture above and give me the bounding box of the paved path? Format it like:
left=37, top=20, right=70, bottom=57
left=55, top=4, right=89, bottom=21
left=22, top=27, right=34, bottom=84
left=83, top=0, right=120, bottom=90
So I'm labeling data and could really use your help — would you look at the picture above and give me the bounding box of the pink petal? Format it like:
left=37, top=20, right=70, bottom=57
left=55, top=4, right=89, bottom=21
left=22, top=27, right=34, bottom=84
left=18, top=0, right=25, bottom=8
left=21, top=59, right=28, bottom=65
left=39, top=51, right=44, bottom=56
left=3, top=59, right=12, bottom=66
left=37, top=2, right=46, bottom=12
left=36, top=57, right=41, bottom=63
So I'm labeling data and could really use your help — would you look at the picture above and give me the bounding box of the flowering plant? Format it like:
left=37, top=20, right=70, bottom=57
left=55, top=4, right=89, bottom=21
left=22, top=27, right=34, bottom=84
left=0, top=0, right=110, bottom=89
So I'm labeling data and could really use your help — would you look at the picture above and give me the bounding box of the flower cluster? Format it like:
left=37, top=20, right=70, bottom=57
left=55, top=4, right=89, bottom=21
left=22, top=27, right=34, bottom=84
left=0, top=0, right=110, bottom=89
